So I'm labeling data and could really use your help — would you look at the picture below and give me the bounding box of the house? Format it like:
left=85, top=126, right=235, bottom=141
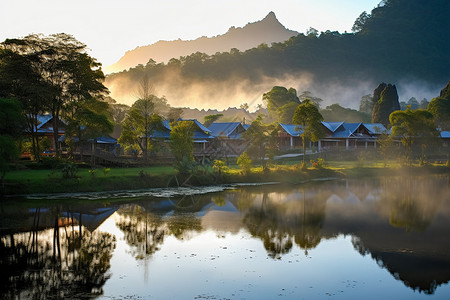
left=441, top=131, right=450, bottom=147
left=148, top=119, right=214, bottom=154
left=278, top=123, right=303, bottom=150
left=207, top=122, right=248, bottom=156
left=320, top=122, right=388, bottom=150
left=277, top=121, right=389, bottom=151
left=25, top=114, right=66, bottom=149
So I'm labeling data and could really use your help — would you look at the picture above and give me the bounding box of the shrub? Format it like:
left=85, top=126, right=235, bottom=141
left=237, top=152, right=252, bottom=175
left=61, top=163, right=78, bottom=179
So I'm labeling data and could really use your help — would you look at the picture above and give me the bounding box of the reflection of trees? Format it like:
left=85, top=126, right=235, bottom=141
left=351, top=175, right=450, bottom=294
left=0, top=208, right=116, bottom=299
left=243, top=189, right=326, bottom=258
left=115, top=204, right=202, bottom=259
left=116, top=205, right=166, bottom=259
left=381, top=176, right=444, bottom=232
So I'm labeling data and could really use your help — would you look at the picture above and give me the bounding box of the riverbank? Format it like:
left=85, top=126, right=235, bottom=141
left=2, top=161, right=449, bottom=196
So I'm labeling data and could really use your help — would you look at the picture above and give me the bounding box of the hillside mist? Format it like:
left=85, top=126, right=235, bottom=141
left=105, top=0, right=450, bottom=110
left=104, top=12, right=298, bottom=74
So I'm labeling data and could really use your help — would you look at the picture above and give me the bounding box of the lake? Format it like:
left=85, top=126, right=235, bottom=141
left=1, top=175, right=450, bottom=299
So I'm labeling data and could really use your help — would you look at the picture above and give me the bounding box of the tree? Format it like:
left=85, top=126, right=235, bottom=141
left=203, top=114, right=223, bottom=127
left=0, top=45, right=53, bottom=161
left=169, top=120, right=194, bottom=168
left=263, top=86, right=300, bottom=122
left=237, top=152, right=252, bottom=174
left=0, top=98, right=23, bottom=191
left=1, top=34, right=108, bottom=156
left=298, top=91, right=323, bottom=109
left=390, top=107, right=439, bottom=164
left=64, top=98, right=113, bottom=161
left=427, top=97, right=450, bottom=130
left=292, top=99, right=324, bottom=164
left=118, top=99, right=163, bottom=160
left=372, top=83, right=400, bottom=126
left=352, top=11, right=371, bottom=32
left=240, top=103, right=249, bottom=112
left=242, top=116, right=277, bottom=168
left=321, top=103, right=370, bottom=123
left=407, top=97, right=419, bottom=110
left=166, top=107, right=183, bottom=122
left=359, top=94, right=373, bottom=114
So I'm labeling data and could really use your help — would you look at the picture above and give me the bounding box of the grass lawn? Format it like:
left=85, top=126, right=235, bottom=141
left=3, top=160, right=448, bottom=196
left=4, top=166, right=177, bottom=194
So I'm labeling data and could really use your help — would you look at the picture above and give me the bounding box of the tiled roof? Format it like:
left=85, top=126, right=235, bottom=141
left=363, top=123, right=388, bottom=134
left=279, top=123, right=303, bottom=136
left=321, top=121, right=344, bottom=132
left=208, top=122, right=244, bottom=138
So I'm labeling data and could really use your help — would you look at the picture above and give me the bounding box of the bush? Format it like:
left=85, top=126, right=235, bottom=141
left=61, top=163, right=78, bottom=179
left=237, top=152, right=252, bottom=175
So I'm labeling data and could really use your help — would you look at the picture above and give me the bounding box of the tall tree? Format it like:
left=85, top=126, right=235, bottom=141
left=292, top=99, right=324, bottom=164
left=390, top=107, right=439, bottom=163
left=118, top=99, right=163, bottom=160
left=0, top=46, right=54, bottom=161
left=0, top=98, right=23, bottom=191
left=242, top=116, right=278, bottom=169
left=169, top=120, right=194, bottom=167
left=427, top=97, right=450, bottom=130
left=263, top=86, right=300, bottom=122
left=1, top=34, right=108, bottom=156
left=64, top=98, right=113, bottom=160
left=372, top=83, right=400, bottom=126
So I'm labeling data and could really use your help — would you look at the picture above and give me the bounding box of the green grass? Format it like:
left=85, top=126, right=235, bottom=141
left=4, top=166, right=177, bottom=195
left=3, top=160, right=449, bottom=196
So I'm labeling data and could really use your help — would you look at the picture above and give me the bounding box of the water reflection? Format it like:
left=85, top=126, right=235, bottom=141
left=0, top=207, right=116, bottom=299
left=1, top=175, right=449, bottom=298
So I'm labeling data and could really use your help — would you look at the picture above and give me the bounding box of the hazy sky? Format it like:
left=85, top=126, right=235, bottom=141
left=1, top=0, right=381, bottom=66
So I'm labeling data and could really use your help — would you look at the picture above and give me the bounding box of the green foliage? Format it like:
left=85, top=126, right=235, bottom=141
left=0, top=98, right=23, bottom=179
left=61, top=163, right=78, bottom=179
left=427, top=97, right=450, bottom=130
left=372, top=83, right=400, bottom=126
left=103, top=168, right=111, bottom=176
left=321, top=104, right=370, bottom=123
left=263, top=86, right=300, bottom=122
left=242, top=116, right=278, bottom=166
left=390, top=107, right=439, bottom=163
left=237, top=152, right=252, bottom=174
left=169, top=120, right=194, bottom=167
left=292, top=99, right=325, bottom=163
left=203, top=114, right=223, bottom=127
left=118, top=98, right=163, bottom=159
left=212, top=160, right=228, bottom=176
left=1, top=34, right=109, bottom=156
left=310, top=158, right=325, bottom=169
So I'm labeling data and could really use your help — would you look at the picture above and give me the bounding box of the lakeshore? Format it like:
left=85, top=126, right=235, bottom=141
left=3, top=160, right=449, bottom=197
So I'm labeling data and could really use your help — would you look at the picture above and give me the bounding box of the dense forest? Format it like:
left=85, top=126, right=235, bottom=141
left=105, top=0, right=450, bottom=109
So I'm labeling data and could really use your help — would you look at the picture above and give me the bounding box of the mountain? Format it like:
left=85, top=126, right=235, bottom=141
left=104, top=12, right=299, bottom=74
left=105, top=0, right=450, bottom=110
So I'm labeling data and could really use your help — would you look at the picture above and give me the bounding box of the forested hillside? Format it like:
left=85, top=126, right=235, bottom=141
left=105, top=0, right=450, bottom=109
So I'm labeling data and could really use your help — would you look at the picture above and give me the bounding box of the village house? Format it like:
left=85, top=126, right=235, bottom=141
left=206, top=122, right=248, bottom=156
left=277, top=121, right=389, bottom=151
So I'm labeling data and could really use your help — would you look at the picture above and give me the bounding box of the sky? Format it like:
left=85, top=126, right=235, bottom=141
left=1, top=0, right=382, bottom=67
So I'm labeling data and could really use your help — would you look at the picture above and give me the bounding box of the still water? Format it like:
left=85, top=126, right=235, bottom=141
left=1, top=175, right=450, bottom=299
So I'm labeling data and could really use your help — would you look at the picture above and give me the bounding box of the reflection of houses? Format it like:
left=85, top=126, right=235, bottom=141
left=207, top=122, right=248, bottom=156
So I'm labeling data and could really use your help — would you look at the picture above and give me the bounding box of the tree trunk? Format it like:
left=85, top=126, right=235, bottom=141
left=52, top=112, right=61, bottom=157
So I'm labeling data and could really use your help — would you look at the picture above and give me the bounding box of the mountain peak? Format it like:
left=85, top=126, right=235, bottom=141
left=263, top=11, right=277, bottom=21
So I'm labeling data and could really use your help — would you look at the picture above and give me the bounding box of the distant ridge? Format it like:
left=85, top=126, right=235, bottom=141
left=104, top=12, right=299, bottom=74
